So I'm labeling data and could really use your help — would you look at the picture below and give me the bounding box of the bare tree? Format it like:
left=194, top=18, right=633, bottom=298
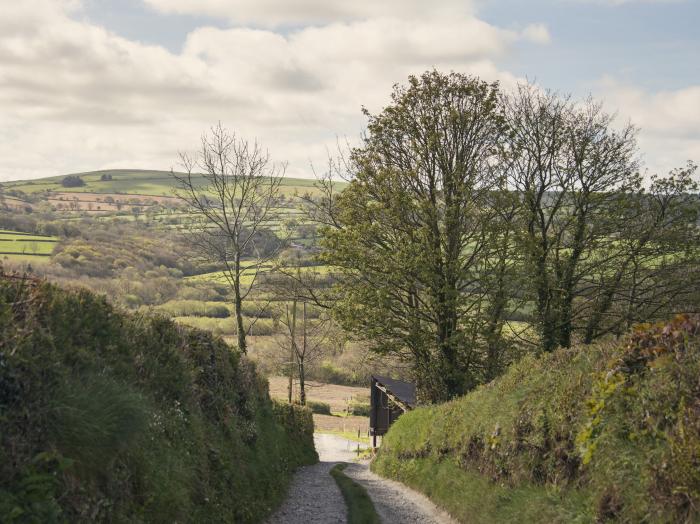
left=172, top=123, right=286, bottom=353
left=264, top=249, right=335, bottom=404
left=277, top=299, right=334, bottom=405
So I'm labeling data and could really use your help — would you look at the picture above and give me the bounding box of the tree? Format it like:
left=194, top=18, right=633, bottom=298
left=476, top=186, right=528, bottom=381
left=61, top=175, right=85, bottom=188
left=172, top=123, right=286, bottom=353
left=321, top=71, right=509, bottom=402
left=502, top=85, right=642, bottom=352
left=581, top=162, right=700, bottom=341
left=267, top=253, right=334, bottom=405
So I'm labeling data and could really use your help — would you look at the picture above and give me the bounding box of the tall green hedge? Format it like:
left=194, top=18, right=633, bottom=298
left=373, top=315, right=700, bottom=523
left=0, top=274, right=316, bottom=523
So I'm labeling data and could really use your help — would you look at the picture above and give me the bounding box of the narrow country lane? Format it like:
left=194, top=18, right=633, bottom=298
left=266, top=433, right=456, bottom=524
left=265, top=433, right=361, bottom=524
left=343, top=462, right=457, bottom=524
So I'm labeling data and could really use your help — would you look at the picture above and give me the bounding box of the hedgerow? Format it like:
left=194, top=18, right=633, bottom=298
left=0, top=273, right=316, bottom=523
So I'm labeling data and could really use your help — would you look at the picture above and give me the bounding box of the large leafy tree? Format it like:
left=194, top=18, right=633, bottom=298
left=322, top=72, right=700, bottom=401
left=321, top=71, right=510, bottom=401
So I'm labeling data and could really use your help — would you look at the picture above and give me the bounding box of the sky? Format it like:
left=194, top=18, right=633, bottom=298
left=0, top=0, right=698, bottom=182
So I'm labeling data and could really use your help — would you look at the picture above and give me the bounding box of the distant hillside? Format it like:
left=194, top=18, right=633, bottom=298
left=373, top=315, right=700, bottom=523
left=0, top=273, right=316, bottom=522
left=4, top=169, right=340, bottom=198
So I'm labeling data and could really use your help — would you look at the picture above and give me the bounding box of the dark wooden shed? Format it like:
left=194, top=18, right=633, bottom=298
left=369, top=375, right=416, bottom=447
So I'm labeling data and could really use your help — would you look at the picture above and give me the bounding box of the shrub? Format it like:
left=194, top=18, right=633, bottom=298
left=174, top=316, right=234, bottom=336
left=48, top=376, right=150, bottom=472
left=241, top=301, right=276, bottom=318
left=313, top=361, right=362, bottom=386
left=347, top=400, right=370, bottom=417
left=247, top=318, right=276, bottom=336
left=306, top=400, right=332, bottom=415
left=158, top=300, right=231, bottom=318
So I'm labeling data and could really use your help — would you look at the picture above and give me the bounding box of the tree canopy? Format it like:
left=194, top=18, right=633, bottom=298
left=321, top=71, right=700, bottom=402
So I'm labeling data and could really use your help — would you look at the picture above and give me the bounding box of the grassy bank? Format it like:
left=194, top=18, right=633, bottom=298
left=373, top=315, right=700, bottom=523
left=0, top=273, right=317, bottom=523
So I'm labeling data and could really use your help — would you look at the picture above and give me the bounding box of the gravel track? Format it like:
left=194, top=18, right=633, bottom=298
left=343, top=462, right=457, bottom=524
left=266, top=433, right=456, bottom=524
left=265, top=460, right=346, bottom=524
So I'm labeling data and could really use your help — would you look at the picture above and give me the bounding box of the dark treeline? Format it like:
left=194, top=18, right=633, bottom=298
left=319, top=71, right=700, bottom=402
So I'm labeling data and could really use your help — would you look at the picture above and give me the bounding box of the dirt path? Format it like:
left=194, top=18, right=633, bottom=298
left=266, top=434, right=455, bottom=524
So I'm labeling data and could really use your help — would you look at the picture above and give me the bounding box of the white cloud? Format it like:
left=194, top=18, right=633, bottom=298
left=522, top=23, right=551, bottom=44
left=0, top=0, right=539, bottom=181
left=0, top=1, right=693, bottom=184
left=598, top=77, right=700, bottom=176
left=575, top=0, right=683, bottom=4
left=142, top=0, right=475, bottom=27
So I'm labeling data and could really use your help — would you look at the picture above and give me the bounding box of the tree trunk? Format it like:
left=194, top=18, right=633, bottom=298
left=534, top=252, right=558, bottom=353
left=287, top=299, right=297, bottom=403
left=234, top=254, right=247, bottom=353
left=299, top=302, right=307, bottom=405
left=557, top=206, right=588, bottom=348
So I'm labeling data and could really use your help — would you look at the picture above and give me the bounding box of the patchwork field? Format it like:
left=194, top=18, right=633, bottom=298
left=0, top=230, right=58, bottom=260
left=2, top=169, right=380, bottom=410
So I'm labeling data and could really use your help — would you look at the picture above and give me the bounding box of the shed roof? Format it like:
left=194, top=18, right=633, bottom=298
left=372, top=375, right=416, bottom=408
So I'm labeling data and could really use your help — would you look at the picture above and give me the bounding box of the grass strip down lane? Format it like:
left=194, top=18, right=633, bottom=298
left=330, top=463, right=381, bottom=524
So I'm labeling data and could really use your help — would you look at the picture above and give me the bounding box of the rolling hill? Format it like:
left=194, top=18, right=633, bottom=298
left=3, top=169, right=337, bottom=198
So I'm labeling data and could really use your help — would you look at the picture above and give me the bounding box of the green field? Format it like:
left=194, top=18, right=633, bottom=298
left=5, top=169, right=342, bottom=197
left=0, top=230, right=58, bottom=257
left=187, top=263, right=334, bottom=287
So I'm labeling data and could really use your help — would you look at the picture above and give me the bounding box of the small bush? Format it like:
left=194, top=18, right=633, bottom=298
left=247, top=318, right=276, bottom=336
left=306, top=400, right=332, bottom=415
left=313, top=361, right=362, bottom=386
left=49, top=376, right=150, bottom=472
left=347, top=400, right=370, bottom=417
left=158, top=300, right=231, bottom=318
left=241, top=301, right=276, bottom=318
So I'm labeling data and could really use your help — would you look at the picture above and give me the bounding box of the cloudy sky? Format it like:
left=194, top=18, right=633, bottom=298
left=0, top=0, right=698, bottom=182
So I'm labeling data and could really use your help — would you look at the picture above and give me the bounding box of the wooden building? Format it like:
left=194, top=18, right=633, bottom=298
left=369, top=375, right=416, bottom=448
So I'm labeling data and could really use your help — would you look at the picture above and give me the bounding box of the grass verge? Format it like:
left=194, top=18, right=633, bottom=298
left=330, top=463, right=381, bottom=524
